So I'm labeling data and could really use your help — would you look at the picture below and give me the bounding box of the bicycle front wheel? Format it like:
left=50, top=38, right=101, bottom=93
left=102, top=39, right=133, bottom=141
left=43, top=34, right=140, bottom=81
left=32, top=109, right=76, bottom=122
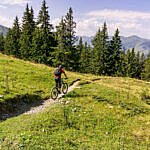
left=50, top=87, right=58, bottom=100
left=62, top=83, right=68, bottom=94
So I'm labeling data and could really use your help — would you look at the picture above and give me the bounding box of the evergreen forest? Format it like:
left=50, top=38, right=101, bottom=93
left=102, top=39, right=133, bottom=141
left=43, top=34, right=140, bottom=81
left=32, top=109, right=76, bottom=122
left=0, top=0, right=150, bottom=81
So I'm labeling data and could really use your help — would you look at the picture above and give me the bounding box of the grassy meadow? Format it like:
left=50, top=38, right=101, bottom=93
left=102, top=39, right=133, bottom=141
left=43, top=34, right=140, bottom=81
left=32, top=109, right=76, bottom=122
left=0, top=53, right=150, bottom=149
left=0, top=53, right=81, bottom=115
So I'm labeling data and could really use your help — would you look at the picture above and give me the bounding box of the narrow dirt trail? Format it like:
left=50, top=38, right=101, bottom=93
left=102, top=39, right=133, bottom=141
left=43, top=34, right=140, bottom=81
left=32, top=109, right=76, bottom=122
left=24, top=80, right=80, bottom=115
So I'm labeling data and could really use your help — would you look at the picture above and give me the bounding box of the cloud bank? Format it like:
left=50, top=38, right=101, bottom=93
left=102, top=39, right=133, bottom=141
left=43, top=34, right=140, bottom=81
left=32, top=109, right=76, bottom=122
left=0, top=0, right=30, bottom=6
left=76, top=9, right=150, bottom=38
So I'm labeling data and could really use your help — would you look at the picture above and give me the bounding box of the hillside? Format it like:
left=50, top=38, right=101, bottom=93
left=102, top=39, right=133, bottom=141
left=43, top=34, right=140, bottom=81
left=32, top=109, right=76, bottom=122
left=0, top=53, right=150, bottom=149
left=0, top=25, right=9, bottom=36
left=0, top=53, right=82, bottom=120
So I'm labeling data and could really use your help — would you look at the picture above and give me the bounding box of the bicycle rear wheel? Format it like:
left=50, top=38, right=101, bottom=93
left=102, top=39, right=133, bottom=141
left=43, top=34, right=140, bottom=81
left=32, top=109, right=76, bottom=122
left=50, top=87, right=58, bottom=100
left=62, top=83, right=68, bottom=94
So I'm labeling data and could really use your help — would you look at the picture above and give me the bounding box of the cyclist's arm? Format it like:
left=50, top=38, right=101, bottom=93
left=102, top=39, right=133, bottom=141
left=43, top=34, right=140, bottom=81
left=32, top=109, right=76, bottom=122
left=61, top=69, right=68, bottom=78
left=64, top=72, right=68, bottom=78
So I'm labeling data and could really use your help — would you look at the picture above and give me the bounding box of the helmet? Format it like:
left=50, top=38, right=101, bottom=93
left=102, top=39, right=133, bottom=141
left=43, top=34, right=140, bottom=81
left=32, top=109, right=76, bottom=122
left=59, top=65, right=64, bottom=69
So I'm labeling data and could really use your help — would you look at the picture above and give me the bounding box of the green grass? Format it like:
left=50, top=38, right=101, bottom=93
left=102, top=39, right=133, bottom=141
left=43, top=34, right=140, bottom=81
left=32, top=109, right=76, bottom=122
left=0, top=53, right=80, bottom=114
left=0, top=53, right=150, bottom=149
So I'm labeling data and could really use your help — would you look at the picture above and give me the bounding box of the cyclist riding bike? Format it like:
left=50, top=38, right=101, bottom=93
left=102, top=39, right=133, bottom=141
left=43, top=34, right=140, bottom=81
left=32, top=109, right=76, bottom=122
left=54, top=65, right=68, bottom=94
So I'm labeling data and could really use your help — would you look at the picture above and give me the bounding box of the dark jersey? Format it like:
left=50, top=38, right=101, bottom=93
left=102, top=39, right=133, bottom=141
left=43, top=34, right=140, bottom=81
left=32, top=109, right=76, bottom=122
left=54, top=68, right=65, bottom=79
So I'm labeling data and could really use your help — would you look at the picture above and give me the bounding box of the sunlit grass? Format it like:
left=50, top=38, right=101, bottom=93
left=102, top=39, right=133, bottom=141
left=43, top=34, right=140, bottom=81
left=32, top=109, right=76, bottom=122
left=0, top=53, right=150, bottom=149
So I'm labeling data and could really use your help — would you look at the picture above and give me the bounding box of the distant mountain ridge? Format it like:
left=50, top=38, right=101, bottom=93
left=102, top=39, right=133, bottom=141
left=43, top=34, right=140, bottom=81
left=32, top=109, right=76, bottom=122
left=80, top=35, right=150, bottom=56
left=0, top=24, right=150, bottom=55
left=0, top=25, right=9, bottom=36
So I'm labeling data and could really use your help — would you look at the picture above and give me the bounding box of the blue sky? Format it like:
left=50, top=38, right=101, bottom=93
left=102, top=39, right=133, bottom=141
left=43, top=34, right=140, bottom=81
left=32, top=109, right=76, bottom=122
left=1, top=0, right=150, bottom=38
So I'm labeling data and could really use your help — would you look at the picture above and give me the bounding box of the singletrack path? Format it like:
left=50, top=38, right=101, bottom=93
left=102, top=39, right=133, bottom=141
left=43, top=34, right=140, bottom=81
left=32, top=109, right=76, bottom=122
left=24, top=80, right=80, bottom=115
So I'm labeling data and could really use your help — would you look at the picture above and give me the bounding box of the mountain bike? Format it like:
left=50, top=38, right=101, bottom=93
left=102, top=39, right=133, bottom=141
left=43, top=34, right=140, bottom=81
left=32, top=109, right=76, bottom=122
left=50, top=78, right=68, bottom=100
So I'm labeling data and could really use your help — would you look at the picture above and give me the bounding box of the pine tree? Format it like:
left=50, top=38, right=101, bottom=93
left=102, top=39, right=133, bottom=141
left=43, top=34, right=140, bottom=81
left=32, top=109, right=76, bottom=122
left=37, top=0, right=52, bottom=31
left=79, top=42, right=92, bottom=73
left=77, top=37, right=84, bottom=72
left=32, top=0, right=56, bottom=65
left=142, top=54, right=150, bottom=81
left=4, top=29, right=13, bottom=55
left=92, top=28, right=102, bottom=75
left=20, top=4, right=35, bottom=60
left=101, top=22, right=109, bottom=75
left=126, top=48, right=141, bottom=78
left=119, top=49, right=128, bottom=76
left=109, top=28, right=122, bottom=76
left=4, top=17, right=21, bottom=57
left=92, top=22, right=109, bottom=75
left=54, top=17, right=68, bottom=66
left=134, top=51, right=142, bottom=79
left=64, top=7, right=77, bottom=71
left=0, top=33, right=4, bottom=52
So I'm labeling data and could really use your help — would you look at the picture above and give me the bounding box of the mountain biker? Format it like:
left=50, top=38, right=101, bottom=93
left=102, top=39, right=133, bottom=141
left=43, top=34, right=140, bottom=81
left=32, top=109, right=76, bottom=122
left=54, top=65, right=68, bottom=93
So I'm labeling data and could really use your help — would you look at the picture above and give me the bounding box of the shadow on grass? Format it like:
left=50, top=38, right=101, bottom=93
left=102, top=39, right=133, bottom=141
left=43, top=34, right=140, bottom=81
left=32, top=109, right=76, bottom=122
left=0, top=93, right=44, bottom=121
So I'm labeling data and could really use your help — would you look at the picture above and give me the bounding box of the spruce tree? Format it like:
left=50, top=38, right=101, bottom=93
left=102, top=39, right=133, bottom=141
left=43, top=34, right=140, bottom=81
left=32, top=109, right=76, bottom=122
left=64, top=7, right=77, bottom=71
left=101, top=22, right=109, bottom=75
left=126, top=48, right=141, bottom=78
left=109, top=28, right=122, bottom=76
left=92, top=22, right=109, bottom=75
left=0, top=33, right=4, bottom=52
left=4, top=29, right=13, bottom=55
left=20, top=4, right=35, bottom=60
left=54, top=18, right=67, bottom=66
left=119, top=49, right=128, bottom=76
left=77, top=37, right=84, bottom=72
left=142, top=54, right=150, bottom=81
left=79, top=42, right=92, bottom=73
left=32, top=0, right=56, bottom=65
left=12, top=16, right=21, bottom=57
left=4, top=17, right=21, bottom=57
left=134, top=51, right=143, bottom=79
left=92, top=28, right=102, bottom=75
left=37, top=0, right=52, bottom=31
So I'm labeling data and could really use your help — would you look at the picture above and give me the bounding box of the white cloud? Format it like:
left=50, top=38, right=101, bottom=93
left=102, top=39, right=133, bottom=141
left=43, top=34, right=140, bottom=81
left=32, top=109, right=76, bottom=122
left=0, top=0, right=30, bottom=6
left=87, top=9, right=150, bottom=20
left=0, top=16, right=13, bottom=27
left=0, top=5, right=7, bottom=8
left=76, top=9, right=150, bottom=39
left=52, top=18, right=61, bottom=27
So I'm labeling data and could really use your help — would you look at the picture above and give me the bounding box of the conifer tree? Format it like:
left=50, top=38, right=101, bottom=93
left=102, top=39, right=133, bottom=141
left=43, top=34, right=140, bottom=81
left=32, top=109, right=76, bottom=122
left=4, top=29, right=13, bottom=55
left=37, top=0, right=52, bottom=31
left=126, top=48, right=141, bottom=78
left=118, top=49, right=128, bottom=76
left=92, top=28, right=102, bottom=75
left=92, top=22, right=109, bottom=75
left=109, top=28, right=122, bottom=75
left=54, top=17, right=68, bottom=66
left=138, top=52, right=145, bottom=79
left=32, top=0, right=56, bottom=64
left=79, top=42, right=92, bottom=73
left=142, top=54, right=150, bottom=80
left=0, top=33, right=4, bottom=52
left=20, top=4, right=35, bottom=59
left=10, top=16, right=21, bottom=57
left=77, top=37, right=84, bottom=72
left=4, top=16, right=21, bottom=57
left=64, top=7, right=77, bottom=71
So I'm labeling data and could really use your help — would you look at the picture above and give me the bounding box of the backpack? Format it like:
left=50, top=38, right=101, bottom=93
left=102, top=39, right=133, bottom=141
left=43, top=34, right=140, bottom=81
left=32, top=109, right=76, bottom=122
left=54, top=68, right=61, bottom=76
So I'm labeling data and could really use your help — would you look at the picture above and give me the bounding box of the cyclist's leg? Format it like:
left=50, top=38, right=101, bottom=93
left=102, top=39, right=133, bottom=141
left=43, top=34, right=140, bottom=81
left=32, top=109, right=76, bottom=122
left=55, top=78, right=59, bottom=88
left=58, top=78, right=61, bottom=93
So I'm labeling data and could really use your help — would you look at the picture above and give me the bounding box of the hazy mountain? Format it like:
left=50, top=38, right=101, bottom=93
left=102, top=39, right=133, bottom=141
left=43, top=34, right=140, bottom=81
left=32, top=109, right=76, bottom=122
left=0, top=25, right=9, bottom=36
left=79, top=35, right=150, bottom=56
left=0, top=24, right=150, bottom=55
left=121, top=35, right=150, bottom=55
